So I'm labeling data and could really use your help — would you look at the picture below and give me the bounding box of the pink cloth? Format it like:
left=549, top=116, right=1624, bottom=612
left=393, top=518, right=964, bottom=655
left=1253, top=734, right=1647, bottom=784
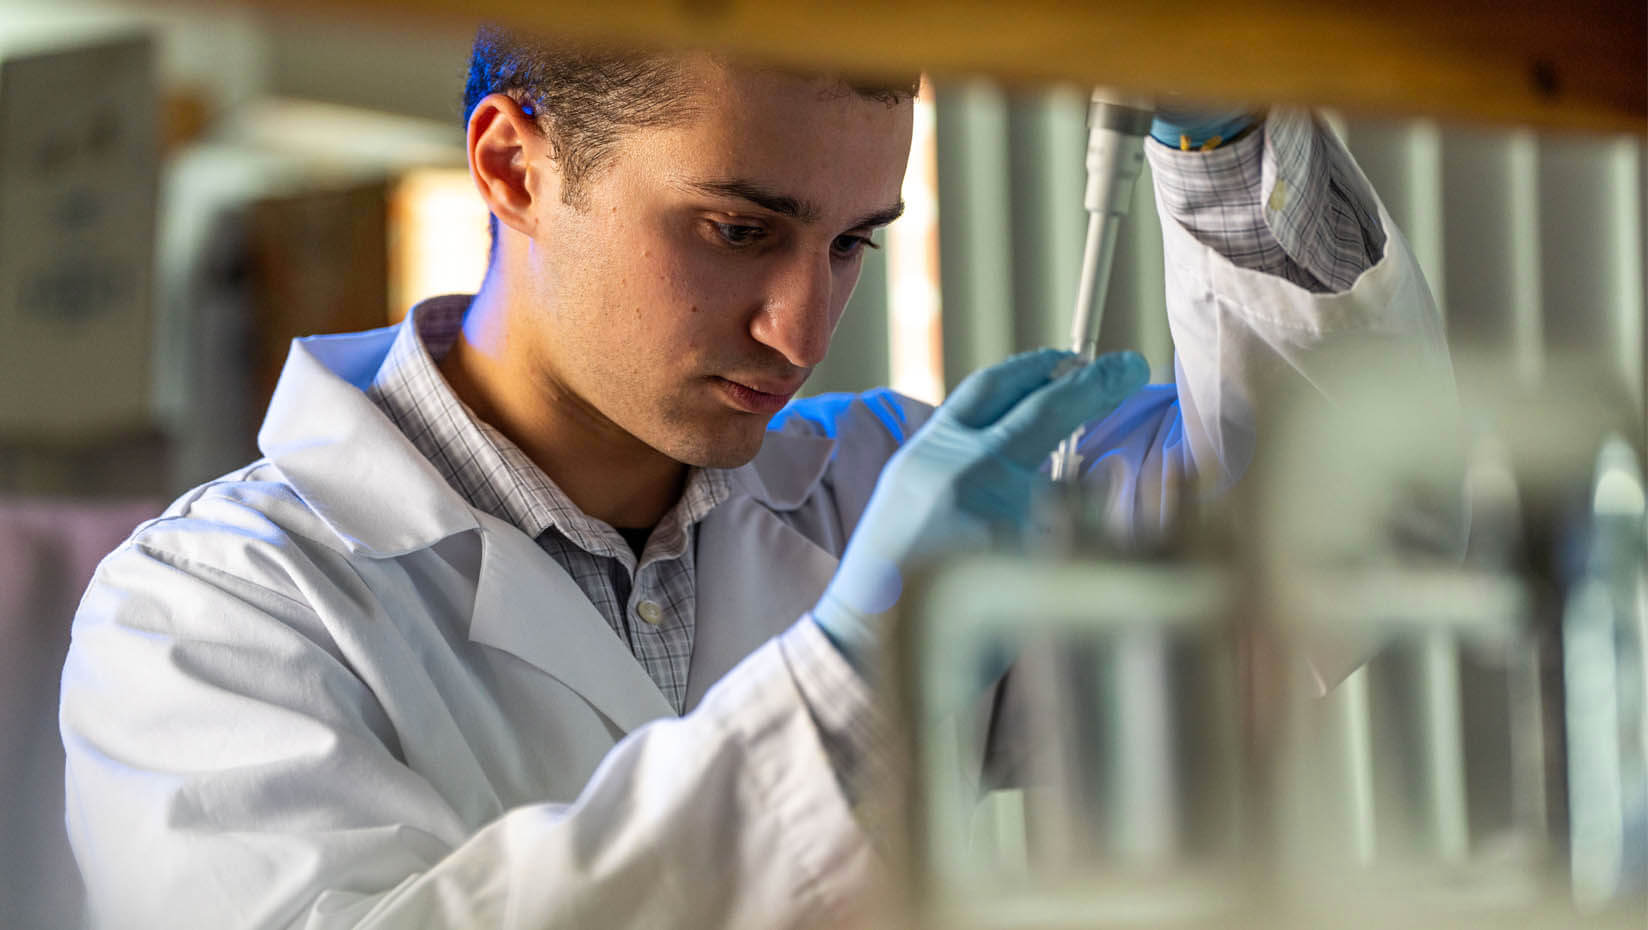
left=0, top=496, right=158, bottom=929
left=0, top=497, right=157, bottom=612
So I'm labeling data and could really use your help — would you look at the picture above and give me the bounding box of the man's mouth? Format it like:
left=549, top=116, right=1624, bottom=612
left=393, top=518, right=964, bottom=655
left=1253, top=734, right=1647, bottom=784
left=712, top=376, right=803, bottom=415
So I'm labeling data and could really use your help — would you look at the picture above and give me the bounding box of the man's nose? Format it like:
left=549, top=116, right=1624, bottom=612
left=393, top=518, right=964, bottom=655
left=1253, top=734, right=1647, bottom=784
left=750, top=253, right=835, bottom=369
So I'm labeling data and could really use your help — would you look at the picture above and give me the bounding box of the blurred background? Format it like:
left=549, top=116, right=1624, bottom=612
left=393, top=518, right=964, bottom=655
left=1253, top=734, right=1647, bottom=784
left=0, top=2, right=1642, bottom=928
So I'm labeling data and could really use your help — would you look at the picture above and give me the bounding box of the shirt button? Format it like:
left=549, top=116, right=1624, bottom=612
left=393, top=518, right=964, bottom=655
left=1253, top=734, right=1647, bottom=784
left=1267, top=177, right=1290, bottom=213
left=636, top=600, right=664, bottom=626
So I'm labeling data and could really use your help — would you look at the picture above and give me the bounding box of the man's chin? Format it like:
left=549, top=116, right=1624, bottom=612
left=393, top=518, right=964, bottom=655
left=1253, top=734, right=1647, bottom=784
left=693, top=446, right=763, bottom=469
left=693, top=432, right=768, bottom=469
left=656, top=423, right=769, bottom=470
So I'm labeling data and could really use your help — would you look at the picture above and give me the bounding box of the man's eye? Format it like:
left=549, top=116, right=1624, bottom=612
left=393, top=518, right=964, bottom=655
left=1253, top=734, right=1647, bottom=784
left=712, top=222, right=765, bottom=247
left=831, top=234, right=878, bottom=259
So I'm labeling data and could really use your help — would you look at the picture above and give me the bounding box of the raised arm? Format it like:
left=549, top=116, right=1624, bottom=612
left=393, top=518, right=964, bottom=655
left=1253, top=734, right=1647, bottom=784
left=1075, top=107, right=1453, bottom=535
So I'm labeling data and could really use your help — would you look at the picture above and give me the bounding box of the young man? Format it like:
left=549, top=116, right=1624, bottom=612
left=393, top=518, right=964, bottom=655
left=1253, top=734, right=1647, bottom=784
left=60, top=28, right=1450, bottom=930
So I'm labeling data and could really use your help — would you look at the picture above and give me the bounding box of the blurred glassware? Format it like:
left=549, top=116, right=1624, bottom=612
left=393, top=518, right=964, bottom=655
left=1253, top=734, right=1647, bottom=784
left=892, top=351, right=1646, bottom=929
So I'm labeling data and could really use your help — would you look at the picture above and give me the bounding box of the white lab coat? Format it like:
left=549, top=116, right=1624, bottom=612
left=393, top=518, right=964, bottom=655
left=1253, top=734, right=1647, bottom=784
left=60, top=168, right=1447, bottom=927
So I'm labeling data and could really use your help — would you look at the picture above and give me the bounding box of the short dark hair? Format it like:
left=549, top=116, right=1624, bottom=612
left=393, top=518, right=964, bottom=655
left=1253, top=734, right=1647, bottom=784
left=464, top=28, right=700, bottom=210
left=462, top=27, right=918, bottom=246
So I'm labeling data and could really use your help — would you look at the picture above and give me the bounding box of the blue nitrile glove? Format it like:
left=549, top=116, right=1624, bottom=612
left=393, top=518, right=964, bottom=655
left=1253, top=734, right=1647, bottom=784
left=813, top=348, right=1151, bottom=673
left=1150, top=104, right=1259, bottom=152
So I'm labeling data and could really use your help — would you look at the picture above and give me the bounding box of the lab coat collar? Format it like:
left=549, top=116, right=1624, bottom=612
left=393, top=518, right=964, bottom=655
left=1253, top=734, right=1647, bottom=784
left=728, top=428, right=836, bottom=512
left=257, top=329, right=481, bottom=558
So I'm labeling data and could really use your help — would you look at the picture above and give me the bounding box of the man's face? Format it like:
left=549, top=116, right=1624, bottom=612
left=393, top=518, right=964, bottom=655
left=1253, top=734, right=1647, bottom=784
left=511, top=61, right=913, bottom=469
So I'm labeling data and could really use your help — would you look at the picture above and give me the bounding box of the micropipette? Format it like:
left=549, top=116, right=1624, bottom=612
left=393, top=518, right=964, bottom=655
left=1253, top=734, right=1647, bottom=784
left=1049, top=91, right=1153, bottom=482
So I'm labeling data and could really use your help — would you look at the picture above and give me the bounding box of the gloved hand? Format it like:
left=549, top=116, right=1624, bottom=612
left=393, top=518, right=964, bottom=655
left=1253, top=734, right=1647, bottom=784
left=813, top=348, right=1151, bottom=673
left=1150, top=104, right=1260, bottom=152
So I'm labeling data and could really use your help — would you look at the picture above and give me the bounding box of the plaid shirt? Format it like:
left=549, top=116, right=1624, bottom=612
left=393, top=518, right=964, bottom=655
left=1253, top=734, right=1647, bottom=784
left=1147, top=107, right=1385, bottom=293
left=366, top=297, right=731, bottom=713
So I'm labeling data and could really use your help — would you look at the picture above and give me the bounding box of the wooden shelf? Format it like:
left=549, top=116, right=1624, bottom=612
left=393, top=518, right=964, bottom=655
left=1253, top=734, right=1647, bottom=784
left=238, top=0, right=1643, bottom=134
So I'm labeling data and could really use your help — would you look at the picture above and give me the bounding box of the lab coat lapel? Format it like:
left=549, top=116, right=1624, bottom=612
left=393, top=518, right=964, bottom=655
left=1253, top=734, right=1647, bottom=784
left=469, top=511, right=674, bottom=732
left=266, top=323, right=676, bottom=731
left=684, top=435, right=840, bottom=711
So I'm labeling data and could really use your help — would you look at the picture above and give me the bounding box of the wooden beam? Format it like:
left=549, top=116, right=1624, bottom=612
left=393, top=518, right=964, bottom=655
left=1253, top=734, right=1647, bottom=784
left=230, top=0, right=1643, bottom=134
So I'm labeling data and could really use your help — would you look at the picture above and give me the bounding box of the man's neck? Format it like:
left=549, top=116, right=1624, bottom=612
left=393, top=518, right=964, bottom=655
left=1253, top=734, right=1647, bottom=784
left=436, top=288, right=687, bottom=531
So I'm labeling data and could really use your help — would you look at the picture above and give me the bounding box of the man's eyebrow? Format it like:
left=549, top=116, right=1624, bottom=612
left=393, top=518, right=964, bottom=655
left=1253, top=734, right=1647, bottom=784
left=684, top=178, right=905, bottom=229
left=687, top=179, right=818, bottom=221
left=851, top=201, right=906, bottom=230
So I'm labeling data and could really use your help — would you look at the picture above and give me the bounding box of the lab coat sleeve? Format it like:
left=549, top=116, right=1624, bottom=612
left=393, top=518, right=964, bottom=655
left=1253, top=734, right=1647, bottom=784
left=1074, top=111, right=1453, bottom=538
left=62, top=537, right=873, bottom=930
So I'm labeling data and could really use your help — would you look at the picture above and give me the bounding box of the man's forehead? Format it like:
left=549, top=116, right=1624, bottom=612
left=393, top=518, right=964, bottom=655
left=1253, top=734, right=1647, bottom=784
left=634, top=63, right=910, bottom=226
left=681, top=51, right=917, bottom=105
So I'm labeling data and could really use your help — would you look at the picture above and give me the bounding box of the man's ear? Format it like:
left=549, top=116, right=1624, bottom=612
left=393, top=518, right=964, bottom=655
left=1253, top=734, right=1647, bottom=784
left=467, top=93, right=557, bottom=239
